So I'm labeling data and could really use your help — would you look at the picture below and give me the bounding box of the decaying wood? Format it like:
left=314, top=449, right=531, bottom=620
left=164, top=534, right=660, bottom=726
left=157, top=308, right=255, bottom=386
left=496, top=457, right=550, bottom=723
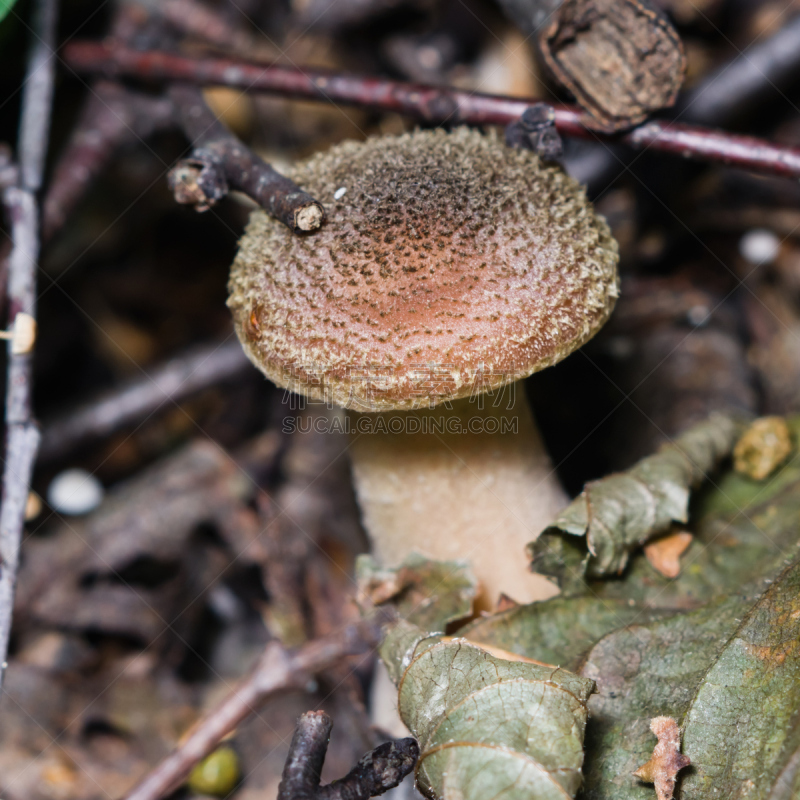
left=499, top=0, right=685, bottom=131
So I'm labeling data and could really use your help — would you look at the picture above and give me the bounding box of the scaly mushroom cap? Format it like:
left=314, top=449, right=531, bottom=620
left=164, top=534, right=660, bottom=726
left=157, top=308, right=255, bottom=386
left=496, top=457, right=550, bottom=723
left=228, top=127, right=619, bottom=411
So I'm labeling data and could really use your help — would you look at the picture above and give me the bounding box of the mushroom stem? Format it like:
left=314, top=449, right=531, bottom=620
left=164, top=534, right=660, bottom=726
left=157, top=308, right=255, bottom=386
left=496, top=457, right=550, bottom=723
left=349, top=383, right=566, bottom=610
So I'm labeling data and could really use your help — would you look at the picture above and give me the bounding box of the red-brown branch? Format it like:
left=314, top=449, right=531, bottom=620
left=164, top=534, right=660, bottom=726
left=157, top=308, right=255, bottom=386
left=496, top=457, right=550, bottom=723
left=61, top=41, right=800, bottom=181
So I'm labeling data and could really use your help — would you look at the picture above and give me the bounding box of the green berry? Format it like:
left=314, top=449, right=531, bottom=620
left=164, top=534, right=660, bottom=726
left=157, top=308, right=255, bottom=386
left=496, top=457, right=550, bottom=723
left=187, top=746, right=240, bottom=797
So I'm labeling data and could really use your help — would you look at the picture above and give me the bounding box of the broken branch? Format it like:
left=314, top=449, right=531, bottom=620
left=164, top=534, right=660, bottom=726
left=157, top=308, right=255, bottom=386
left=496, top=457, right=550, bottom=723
left=278, top=711, right=418, bottom=800
left=168, top=83, right=325, bottom=232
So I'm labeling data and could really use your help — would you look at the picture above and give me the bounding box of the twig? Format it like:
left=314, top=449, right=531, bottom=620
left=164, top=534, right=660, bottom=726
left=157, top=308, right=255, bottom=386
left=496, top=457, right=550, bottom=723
left=678, top=13, right=800, bottom=127
left=317, top=738, right=419, bottom=800
left=279, top=711, right=333, bottom=800
left=62, top=42, right=800, bottom=181
left=18, top=0, right=58, bottom=191
left=38, top=337, right=251, bottom=461
left=0, top=0, right=57, bottom=689
left=168, top=83, right=325, bottom=232
left=123, top=620, right=383, bottom=800
left=157, top=0, right=256, bottom=51
left=505, top=103, right=563, bottom=160
left=278, top=711, right=418, bottom=800
left=42, top=81, right=176, bottom=242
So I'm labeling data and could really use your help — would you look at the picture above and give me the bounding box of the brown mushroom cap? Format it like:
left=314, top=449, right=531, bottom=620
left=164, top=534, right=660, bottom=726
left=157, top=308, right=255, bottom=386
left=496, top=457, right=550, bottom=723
left=228, top=127, right=619, bottom=411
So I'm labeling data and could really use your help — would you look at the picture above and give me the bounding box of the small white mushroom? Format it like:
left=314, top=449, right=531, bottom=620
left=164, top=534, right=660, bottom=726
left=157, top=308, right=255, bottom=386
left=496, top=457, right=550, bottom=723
left=0, top=312, right=37, bottom=355
left=47, top=469, right=104, bottom=516
left=739, top=227, right=780, bottom=265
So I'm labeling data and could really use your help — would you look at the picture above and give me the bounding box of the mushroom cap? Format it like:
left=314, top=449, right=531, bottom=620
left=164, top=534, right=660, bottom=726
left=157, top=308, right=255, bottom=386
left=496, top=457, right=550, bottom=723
left=228, top=127, right=619, bottom=411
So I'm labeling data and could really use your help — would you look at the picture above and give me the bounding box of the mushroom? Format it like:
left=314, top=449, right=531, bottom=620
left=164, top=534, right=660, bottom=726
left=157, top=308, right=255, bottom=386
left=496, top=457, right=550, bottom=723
left=228, top=127, right=619, bottom=609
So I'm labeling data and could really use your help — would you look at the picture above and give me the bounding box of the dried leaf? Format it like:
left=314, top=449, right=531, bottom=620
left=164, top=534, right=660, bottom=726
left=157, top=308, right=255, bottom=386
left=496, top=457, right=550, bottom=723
left=733, top=415, right=793, bottom=481
left=529, top=413, right=743, bottom=583
left=356, top=553, right=477, bottom=631
left=632, top=717, right=690, bottom=800
left=461, top=428, right=800, bottom=799
left=643, top=530, right=692, bottom=579
left=379, top=620, right=594, bottom=800
left=592, top=430, right=800, bottom=609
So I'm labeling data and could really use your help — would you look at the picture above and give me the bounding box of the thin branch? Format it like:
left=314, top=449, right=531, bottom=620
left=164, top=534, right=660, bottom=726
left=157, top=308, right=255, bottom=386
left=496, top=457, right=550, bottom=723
left=0, top=0, right=58, bottom=690
left=38, top=337, right=252, bottom=461
left=18, top=0, right=58, bottom=192
left=42, top=81, right=176, bottom=242
left=122, top=619, right=383, bottom=800
left=316, top=737, right=419, bottom=800
left=278, top=711, right=419, bottom=800
left=678, top=13, right=800, bottom=127
left=61, top=41, right=800, bottom=181
left=168, top=83, right=325, bottom=232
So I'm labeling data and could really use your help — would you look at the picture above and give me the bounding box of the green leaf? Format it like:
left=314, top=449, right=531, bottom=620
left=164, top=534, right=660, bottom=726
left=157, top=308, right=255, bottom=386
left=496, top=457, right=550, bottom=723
left=680, top=558, right=800, bottom=799
left=576, top=595, right=743, bottom=799
left=459, top=596, right=670, bottom=671
left=529, top=413, right=743, bottom=582
left=452, top=421, right=800, bottom=799
left=356, top=553, right=477, bottom=631
left=576, top=556, right=800, bottom=800
left=591, top=442, right=800, bottom=609
left=380, top=620, right=595, bottom=800
left=0, top=0, right=18, bottom=25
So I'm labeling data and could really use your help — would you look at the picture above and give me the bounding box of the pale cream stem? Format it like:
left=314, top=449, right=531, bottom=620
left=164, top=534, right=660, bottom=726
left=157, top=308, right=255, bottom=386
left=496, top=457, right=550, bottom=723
left=349, top=382, right=566, bottom=610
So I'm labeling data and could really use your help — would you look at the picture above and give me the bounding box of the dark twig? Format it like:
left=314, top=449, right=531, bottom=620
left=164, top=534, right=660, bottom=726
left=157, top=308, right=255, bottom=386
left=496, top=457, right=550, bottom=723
left=278, top=711, right=419, bottom=800
left=505, top=103, right=563, bottom=160
left=63, top=42, right=800, bottom=182
left=279, top=711, right=333, bottom=800
left=123, top=620, right=383, bottom=800
left=42, top=81, right=176, bottom=242
left=168, top=83, right=325, bottom=231
left=317, top=738, right=419, bottom=800
left=39, top=337, right=251, bottom=461
left=0, top=0, right=57, bottom=690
